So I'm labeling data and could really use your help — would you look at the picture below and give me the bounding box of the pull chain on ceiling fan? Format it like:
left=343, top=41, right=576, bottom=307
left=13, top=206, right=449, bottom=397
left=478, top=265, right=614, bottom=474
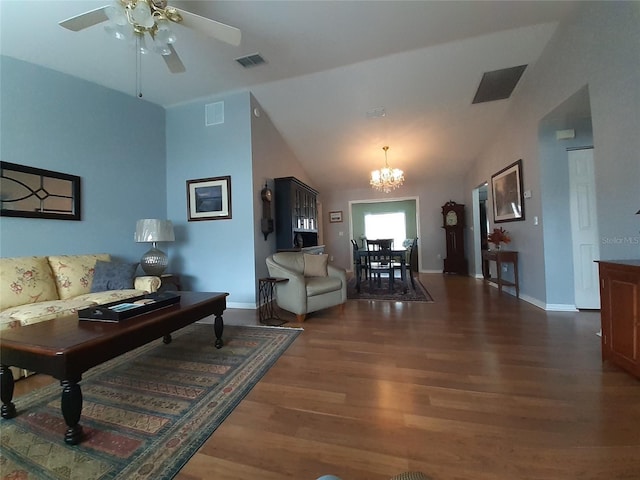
left=59, top=0, right=241, bottom=76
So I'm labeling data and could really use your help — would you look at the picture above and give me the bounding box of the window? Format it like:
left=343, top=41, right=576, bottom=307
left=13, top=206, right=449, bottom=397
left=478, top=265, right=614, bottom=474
left=364, top=212, right=406, bottom=249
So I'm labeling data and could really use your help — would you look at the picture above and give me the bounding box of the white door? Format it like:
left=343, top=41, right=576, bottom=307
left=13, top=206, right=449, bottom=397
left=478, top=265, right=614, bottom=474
left=568, top=148, right=600, bottom=309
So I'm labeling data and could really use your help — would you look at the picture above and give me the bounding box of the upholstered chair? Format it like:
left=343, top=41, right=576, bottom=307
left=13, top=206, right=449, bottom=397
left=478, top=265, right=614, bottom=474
left=265, top=252, right=347, bottom=322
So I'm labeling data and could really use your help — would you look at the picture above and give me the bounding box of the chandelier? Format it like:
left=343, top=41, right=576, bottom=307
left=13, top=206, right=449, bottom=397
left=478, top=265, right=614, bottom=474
left=370, top=146, right=405, bottom=193
left=104, top=0, right=181, bottom=56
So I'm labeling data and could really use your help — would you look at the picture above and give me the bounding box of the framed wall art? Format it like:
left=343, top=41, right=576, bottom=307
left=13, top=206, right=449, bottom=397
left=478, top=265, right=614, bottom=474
left=491, top=159, right=524, bottom=223
left=329, top=211, right=343, bottom=223
left=187, top=175, right=232, bottom=221
left=0, top=161, right=81, bottom=220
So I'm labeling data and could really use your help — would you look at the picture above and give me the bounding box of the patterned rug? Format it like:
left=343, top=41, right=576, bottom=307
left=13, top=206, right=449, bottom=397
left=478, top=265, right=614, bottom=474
left=347, top=275, right=434, bottom=302
left=0, top=324, right=301, bottom=480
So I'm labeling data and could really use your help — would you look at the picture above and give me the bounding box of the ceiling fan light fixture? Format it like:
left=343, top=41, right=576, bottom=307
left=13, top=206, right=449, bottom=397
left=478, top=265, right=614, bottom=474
left=105, top=3, right=128, bottom=26
left=131, top=0, right=154, bottom=28
left=104, top=23, right=123, bottom=40
left=153, top=39, right=172, bottom=55
left=136, top=32, right=150, bottom=54
left=155, top=19, right=176, bottom=44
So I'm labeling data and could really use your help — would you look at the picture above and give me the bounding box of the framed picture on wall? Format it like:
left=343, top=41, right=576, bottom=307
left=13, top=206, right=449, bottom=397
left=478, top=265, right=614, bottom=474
left=329, top=211, right=343, bottom=223
left=187, top=175, right=232, bottom=221
left=491, top=159, right=524, bottom=223
left=0, top=161, right=81, bottom=221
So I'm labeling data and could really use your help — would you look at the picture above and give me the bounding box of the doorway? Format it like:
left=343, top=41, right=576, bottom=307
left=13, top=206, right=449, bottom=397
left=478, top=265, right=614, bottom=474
left=349, top=197, right=420, bottom=269
left=539, top=85, right=595, bottom=310
left=568, top=147, right=600, bottom=308
left=471, top=183, right=489, bottom=278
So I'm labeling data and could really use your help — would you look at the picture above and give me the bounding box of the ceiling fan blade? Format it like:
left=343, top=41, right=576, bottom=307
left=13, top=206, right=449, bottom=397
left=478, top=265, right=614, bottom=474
left=59, top=5, right=110, bottom=31
left=163, top=45, right=186, bottom=73
left=176, top=9, right=241, bottom=46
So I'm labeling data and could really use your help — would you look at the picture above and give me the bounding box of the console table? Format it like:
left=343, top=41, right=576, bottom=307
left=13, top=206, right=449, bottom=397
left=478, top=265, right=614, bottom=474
left=482, top=250, right=519, bottom=298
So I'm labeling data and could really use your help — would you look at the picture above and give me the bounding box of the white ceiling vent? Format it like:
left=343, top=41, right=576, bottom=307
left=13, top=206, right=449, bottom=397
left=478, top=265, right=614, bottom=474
left=205, top=101, right=224, bottom=126
left=235, top=53, right=266, bottom=68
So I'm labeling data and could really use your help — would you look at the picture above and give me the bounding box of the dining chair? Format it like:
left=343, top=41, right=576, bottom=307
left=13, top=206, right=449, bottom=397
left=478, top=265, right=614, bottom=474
left=367, top=240, right=395, bottom=291
left=408, top=237, right=418, bottom=289
left=351, top=239, right=368, bottom=283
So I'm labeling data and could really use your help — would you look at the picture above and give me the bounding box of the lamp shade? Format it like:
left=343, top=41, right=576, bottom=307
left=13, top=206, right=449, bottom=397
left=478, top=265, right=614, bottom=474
left=135, top=219, right=175, bottom=243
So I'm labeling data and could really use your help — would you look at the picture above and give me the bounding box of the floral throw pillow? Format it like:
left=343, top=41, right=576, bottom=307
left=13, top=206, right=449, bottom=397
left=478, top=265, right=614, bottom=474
left=0, top=256, right=59, bottom=311
left=48, top=254, right=110, bottom=299
left=90, top=261, right=139, bottom=292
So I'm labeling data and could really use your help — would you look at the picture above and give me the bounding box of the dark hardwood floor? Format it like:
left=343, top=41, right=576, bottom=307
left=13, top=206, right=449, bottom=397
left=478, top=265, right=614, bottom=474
left=12, top=274, right=640, bottom=479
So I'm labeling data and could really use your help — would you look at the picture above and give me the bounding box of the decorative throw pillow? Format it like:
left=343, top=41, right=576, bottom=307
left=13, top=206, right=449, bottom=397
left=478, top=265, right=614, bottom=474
left=303, top=254, right=329, bottom=277
left=90, top=261, right=138, bottom=292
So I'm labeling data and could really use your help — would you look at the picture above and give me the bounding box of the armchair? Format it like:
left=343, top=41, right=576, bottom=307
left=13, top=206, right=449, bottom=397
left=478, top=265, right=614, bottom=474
left=265, top=252, right=347, bottom=322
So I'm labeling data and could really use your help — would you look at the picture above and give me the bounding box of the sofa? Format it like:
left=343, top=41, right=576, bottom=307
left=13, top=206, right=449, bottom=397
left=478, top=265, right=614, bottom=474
left=0, top=254, right=160, bottom=378
left=266, top=252, right=347, bottom=322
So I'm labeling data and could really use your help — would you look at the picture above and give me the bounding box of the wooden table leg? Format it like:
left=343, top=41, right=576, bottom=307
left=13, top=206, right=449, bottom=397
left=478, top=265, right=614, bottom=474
left=214, top=313, right=224, bottom=349
left=0, top=365, right=16, bottom=419
left=61, top=379, right=83, bottom=445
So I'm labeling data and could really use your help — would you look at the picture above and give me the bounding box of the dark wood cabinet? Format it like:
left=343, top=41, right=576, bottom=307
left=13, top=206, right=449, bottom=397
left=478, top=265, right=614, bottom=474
left=274, top=177, right=319, bottom=251
left=598, top=260, right=640, bottom=379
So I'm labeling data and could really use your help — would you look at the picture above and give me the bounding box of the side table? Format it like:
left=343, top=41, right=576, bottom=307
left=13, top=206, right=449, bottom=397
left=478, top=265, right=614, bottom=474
left=258, top=277, right=288, bottom=326
left=159, top=274, right=182, bottom=292
left=482, top=250, right=519, bottom=298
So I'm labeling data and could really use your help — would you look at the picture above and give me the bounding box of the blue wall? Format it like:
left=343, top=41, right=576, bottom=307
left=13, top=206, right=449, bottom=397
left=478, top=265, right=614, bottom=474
left=0, top=56, right=166, bottom=263
left=165, top=92, right=256, bottom=307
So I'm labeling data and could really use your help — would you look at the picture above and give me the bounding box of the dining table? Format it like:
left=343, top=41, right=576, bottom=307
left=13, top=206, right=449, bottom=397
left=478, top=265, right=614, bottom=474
left=354, top=247, right=409, bottom=293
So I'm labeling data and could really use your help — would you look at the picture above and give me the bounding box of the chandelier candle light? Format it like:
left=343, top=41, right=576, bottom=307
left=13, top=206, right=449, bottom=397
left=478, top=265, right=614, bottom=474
left=135, top=219, right=175, bottom=275
left=370, top=146, right=404, bottom=193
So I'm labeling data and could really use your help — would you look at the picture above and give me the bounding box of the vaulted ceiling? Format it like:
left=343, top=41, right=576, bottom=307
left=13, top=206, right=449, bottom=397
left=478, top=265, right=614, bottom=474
left=0, top=1, right=579, bottom=191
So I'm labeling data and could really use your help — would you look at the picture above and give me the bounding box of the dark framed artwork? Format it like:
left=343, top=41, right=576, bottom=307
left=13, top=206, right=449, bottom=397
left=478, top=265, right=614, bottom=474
left=0, top=161, right=81, bottom=220
left=187, top=175, right=232, bottom=221
left=491, top=159, right=524, bottom=223
left=329, top=211, right=343, bottom=223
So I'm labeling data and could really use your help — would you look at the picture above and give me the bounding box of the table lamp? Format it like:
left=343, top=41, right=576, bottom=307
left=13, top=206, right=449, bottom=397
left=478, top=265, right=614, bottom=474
left=135, top=219, right=175, bottom=275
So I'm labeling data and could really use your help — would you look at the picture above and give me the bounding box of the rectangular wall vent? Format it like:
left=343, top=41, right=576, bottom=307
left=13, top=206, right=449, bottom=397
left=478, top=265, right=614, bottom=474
left=472, top=65, right=527, bottom=104
left=235, top=53, right=266, bottom=68
left=205, top=101, right=224, bottom=126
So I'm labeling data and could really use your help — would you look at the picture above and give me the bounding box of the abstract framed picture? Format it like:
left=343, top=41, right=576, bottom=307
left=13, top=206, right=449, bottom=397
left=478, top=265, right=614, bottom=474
left=491, top=159, right=524, bottom=223
left=187, top=175, right=232, bottom=221
left=0, top=161, right=81, bottom=221
left=329, top=211, right=343, bottom=223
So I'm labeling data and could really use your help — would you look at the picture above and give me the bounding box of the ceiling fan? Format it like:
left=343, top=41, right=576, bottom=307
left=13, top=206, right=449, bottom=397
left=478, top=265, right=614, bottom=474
left=59, top=0, right=241, bottom=74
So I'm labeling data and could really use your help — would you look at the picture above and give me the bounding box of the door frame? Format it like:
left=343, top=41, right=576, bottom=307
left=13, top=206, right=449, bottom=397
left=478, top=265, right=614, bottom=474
left=348, top=196, right=421, bottom=271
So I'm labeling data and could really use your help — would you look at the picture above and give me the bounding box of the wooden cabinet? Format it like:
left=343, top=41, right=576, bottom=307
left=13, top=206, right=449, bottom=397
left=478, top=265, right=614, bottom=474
left=274, top=177, right=319, bottom=251
left=598, top=260, right=640, bottom=378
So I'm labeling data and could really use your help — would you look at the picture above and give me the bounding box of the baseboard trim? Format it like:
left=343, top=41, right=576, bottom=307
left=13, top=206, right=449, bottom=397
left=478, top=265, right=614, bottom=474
left=227, top=301, right=257, bottom=310
left=545, top=303, right=578, bottom=312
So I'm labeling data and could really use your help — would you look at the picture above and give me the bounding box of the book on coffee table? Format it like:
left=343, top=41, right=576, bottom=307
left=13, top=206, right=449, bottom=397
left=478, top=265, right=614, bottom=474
left=79, top=292, right=180, bottom=322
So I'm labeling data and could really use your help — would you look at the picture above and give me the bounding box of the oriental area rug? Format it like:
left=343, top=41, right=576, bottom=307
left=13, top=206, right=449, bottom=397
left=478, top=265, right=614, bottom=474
left=347, top=275, right=434, bottom=302
left=0, top=324, right=301, bottom=480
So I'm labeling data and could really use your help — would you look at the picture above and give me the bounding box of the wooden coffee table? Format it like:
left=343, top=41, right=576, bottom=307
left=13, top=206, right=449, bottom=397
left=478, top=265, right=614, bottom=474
left=0, top=291, right=228, bottom=445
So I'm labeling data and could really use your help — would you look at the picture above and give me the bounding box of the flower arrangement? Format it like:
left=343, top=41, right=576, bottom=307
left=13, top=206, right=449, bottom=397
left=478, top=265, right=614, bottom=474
left=487, top=227, right=511, bottom=249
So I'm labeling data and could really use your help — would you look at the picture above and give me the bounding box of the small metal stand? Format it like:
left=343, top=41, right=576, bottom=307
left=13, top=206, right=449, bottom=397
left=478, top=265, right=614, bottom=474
left=258, top=277, right=288, bottom=326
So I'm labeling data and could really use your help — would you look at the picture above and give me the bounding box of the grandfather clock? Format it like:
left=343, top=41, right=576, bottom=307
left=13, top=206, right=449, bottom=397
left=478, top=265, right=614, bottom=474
left=441, top=201, right=468, bottom=275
